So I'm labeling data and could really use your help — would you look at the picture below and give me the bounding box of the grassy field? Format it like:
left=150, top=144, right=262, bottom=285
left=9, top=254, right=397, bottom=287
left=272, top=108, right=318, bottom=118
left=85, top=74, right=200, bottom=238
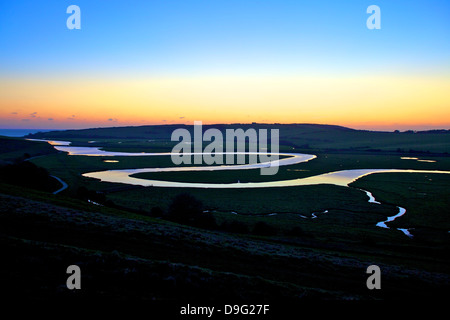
left=351, top=173, right=450, bottom=241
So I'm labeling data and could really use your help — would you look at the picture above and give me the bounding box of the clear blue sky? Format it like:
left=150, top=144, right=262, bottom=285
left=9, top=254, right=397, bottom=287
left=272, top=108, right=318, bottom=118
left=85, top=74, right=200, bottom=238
left=1, top=0, right=448, bottom=76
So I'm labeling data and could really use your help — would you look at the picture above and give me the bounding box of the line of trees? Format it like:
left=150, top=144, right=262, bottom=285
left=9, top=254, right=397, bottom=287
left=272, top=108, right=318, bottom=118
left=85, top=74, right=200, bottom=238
left=156, top=192, right=306, bottom=238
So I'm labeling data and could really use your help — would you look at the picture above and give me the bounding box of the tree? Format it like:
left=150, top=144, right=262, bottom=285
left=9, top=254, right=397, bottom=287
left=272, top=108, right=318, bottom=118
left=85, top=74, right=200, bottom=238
left=168, top=193, right=204, bottom=223
left=166, top=193, right=217, bottom=229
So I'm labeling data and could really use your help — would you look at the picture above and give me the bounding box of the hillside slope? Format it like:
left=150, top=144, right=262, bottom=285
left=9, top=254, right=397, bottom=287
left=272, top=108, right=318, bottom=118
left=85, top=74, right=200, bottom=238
left=26, top=124, right=450, bottom=153
left=1, top=190, right=448, bottom=302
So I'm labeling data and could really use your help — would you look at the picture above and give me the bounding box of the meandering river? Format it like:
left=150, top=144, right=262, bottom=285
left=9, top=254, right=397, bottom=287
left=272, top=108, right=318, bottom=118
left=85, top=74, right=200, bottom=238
left=31, top=139, right=450, bottom=237
left=83, top=167, right=450, bottom=189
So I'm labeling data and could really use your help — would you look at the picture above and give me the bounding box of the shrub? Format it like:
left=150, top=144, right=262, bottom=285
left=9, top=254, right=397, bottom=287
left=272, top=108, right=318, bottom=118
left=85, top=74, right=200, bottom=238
left=0, top=160, right=59, bottom=192
left=167, top=193, right=203, bottom=222
left=166, top=193, right=218, bottom=230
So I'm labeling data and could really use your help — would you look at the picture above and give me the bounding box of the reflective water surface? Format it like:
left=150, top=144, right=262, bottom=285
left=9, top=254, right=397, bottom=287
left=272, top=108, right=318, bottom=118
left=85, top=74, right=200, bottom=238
left=82, top=168, right=450, bottom=189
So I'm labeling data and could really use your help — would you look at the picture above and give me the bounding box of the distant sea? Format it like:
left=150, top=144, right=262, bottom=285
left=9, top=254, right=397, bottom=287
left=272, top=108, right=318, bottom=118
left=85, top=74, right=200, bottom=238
left=0, top=129, right=56, bottom=137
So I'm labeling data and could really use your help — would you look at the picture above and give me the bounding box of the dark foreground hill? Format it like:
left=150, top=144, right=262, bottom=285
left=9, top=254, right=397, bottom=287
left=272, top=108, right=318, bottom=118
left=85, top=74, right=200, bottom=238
left=1, top=189, right=448, bottom=303
left=26, top=123, right=450, bottom=153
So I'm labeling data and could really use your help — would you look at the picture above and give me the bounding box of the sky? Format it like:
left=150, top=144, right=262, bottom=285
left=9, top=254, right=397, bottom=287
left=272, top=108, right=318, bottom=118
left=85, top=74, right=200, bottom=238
left=0, top=0, right=449, bottom=131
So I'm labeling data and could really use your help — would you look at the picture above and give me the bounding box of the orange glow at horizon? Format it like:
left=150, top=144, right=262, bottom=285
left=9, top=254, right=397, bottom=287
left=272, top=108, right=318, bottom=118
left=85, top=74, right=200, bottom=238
left=0, top=74, right=449, bottom=130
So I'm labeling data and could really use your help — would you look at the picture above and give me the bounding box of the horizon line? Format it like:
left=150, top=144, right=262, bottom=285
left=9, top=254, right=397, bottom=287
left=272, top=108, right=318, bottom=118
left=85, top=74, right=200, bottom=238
left=1, top=122, right=450, bottom=134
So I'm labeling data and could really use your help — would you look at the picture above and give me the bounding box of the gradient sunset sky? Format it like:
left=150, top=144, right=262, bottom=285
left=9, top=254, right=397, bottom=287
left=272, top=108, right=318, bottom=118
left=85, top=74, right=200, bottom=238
left=0, top=0, right=449, bottom=131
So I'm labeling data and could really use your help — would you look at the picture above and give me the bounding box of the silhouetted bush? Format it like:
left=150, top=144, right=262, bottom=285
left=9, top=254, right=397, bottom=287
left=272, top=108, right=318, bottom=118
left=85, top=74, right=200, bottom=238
left=253, top=221, right=276, bottom=236
left=167, top=193, right=203, bottom=223
left=166, top=193, right=217, bottom=229
left=0, top=160, right=59, bottom=192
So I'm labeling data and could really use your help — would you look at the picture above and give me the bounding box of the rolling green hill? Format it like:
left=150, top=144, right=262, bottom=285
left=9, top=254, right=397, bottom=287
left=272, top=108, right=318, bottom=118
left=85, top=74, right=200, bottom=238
left=0, top=136, right=58, bottom=162
left=26, top=124, right=450, bottom=153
